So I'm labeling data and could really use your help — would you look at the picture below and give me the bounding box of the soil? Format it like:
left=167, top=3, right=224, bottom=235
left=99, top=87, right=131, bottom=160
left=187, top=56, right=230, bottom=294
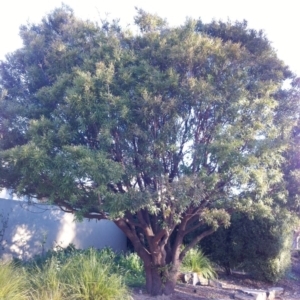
left=131, top=253, right=300, bottom=300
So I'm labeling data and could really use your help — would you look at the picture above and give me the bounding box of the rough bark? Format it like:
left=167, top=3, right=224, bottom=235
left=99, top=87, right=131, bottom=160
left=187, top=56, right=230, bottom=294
left=144, top=262, right=179, bottom=296
left=115, top=217, right=217, bottom=296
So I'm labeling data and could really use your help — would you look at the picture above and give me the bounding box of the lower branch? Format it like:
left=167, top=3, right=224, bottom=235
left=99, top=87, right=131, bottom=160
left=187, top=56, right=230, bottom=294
left=179, top=227, right=215, bottom=260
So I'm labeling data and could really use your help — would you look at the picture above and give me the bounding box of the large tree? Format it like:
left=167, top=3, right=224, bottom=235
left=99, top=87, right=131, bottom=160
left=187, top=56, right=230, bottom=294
left=0, top=6, right=299, bottom=295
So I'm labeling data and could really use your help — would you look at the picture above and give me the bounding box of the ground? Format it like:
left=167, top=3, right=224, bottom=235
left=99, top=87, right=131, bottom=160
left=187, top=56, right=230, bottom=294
left=131, top=253, right=300, bottom=300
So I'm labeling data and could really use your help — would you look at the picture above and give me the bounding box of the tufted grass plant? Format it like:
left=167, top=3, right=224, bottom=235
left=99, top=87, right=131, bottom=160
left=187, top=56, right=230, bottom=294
left=27, top=256, right=69, bottom=300
left=64, top=248, right=131, bottom=300
left=0, top=261, right=29, bottom=300
left=181, top=248, right=217, bottom=279
left=2, top=246, right=137, bottom=299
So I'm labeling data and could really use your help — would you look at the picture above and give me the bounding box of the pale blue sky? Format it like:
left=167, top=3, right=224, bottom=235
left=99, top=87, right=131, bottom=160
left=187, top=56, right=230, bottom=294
left=0, top=0, right=299, bottom=75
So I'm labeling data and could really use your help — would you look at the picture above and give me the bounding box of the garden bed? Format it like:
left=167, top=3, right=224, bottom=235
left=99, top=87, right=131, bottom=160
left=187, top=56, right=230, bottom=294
left=131, top=255, right=300, bottom=300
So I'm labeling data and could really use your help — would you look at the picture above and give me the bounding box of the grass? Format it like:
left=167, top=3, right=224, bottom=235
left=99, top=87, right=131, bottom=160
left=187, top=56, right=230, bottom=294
left=64, top=248, right=131, bottom=300
left=1, top=246, right=143, bottom=300
left=27, top=257, right=68, bottom=300
left=181, top=248, right=217, bottom=279
left=0, top=245, right=218, bottom=299
left=0, top=262, right=29, bottom=300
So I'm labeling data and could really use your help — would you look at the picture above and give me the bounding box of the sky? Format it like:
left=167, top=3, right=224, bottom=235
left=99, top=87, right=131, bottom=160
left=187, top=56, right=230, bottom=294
left=0, top=0, right=299, bottom=76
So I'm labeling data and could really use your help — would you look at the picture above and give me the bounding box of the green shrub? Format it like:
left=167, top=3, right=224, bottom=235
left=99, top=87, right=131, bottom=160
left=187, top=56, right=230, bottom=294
left=200, top=211, right=294, bottom=282
left=117, top=252, right=145, bottom=286
left=0, top=262, right=28, bottom=300
left=29, top=243, right=78, bottom=268
left=181, top=248, right=217, bottom=279
left=3, top=245, right=142, bottom=299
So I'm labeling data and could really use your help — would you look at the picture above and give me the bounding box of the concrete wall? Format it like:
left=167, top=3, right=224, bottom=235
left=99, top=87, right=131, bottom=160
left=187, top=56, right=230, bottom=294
left=0, top=198, right=127, bottom=260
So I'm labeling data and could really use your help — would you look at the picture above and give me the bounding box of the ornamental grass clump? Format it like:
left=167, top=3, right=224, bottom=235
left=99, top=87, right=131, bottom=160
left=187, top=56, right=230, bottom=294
left=181, top=248, right=217, bottom=279
left=27, top=256, right=68, bottom=300
left=0, top=261, right=29, bottom=300
left=64, top=248, right=131, bottom=300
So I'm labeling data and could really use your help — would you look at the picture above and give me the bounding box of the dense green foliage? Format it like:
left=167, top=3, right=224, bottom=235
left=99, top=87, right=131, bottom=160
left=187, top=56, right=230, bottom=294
left=0, top=5, right=299, bottom=295
left=200, top=212, right=294, bottom=282
left=25, top=245, right=145, bottom=288
left=2, top=247, right=142, bottom=300
left=283, top=120, right=300, bottom=215
left=1, top=244, right=218, bottom=299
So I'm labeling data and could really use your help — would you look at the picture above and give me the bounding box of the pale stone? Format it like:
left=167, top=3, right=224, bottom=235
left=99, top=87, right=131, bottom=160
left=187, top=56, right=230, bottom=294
left=267, top=287, right=284, bottom=300
left=192, top=272, right=200, bottom=286
left=239, top=288, right=267, bottom=300
left=183, top=272, right=193, bottom=284
left=198, top=274, right=209, bottom=286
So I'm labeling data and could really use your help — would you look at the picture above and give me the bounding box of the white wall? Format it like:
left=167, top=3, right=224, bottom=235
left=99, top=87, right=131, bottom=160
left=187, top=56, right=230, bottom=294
left=0, top=198, right=127, bottom=260
left=0, top=189, right=25, bottom=201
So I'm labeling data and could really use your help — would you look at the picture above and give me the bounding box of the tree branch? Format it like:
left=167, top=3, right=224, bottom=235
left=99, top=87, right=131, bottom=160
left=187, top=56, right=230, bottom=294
left=153, top=228, right=167, bottom=244
left=179, top=227, right=215, bottom=260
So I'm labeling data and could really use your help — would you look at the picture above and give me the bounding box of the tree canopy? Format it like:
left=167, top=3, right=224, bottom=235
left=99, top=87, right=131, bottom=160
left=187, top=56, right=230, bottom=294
left=0, top=6, right=299, bottom=295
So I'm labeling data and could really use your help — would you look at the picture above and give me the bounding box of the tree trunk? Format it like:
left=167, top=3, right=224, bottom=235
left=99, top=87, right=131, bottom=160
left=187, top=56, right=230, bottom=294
left=144, top=262, right=179, bottom=296
left=113, top=219, right=181, bottom=296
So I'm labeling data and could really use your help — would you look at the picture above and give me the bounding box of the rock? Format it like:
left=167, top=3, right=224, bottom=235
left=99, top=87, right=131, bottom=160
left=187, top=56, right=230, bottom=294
left=267, top=287, right=284, bottom=300
left=192, top=273, right=200, bottom=286
left=181, top=272, right=214, bottom=286
left=238, top=288, right=267, bottom=300
left=198, top=274, right=209, bottom=286
left=183, top=272, right=193, bottom=284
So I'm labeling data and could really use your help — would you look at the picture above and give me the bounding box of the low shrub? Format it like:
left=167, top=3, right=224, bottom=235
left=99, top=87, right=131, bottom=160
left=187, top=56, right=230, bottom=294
left=117, top=252, right=145, bottom=286
left=200, top=211, right=294, bottom=282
